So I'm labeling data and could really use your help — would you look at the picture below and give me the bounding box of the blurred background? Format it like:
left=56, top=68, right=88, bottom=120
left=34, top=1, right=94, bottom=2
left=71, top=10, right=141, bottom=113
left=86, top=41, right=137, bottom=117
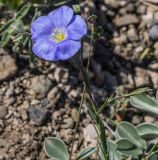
left=0, top=0, right=158, bottom=159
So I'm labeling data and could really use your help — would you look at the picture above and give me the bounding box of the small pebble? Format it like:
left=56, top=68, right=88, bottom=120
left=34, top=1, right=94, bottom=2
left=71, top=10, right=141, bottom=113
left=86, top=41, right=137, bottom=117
left=149, top=25, right=158, bottom=41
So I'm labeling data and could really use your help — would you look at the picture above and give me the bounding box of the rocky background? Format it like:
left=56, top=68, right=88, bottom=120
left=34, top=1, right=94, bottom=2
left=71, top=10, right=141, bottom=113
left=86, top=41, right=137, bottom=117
left=1, top=0, right=158, bottom=159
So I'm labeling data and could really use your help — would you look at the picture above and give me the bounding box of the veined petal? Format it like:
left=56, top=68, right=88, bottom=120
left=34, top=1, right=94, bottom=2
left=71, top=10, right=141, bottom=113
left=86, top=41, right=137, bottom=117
left=55, top=40, right=81, bottom=60
left=31, top=16, right=54, bottom=41
left=32, top=38, right=58, bottom=61
left=48, top=6, right=73, bottom=27
left=67, top=15, right=87, bottom=40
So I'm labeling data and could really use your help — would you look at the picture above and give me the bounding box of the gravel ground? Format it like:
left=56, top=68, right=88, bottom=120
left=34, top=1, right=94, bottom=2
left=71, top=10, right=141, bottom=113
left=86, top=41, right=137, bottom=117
left=1, top=0, right=158, bottom=159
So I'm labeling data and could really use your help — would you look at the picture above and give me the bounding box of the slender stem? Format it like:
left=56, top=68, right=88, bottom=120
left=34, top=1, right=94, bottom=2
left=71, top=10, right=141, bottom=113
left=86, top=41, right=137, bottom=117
left=80, top=40, right=83, bottom=66
left=69, top=85, right=86, bottom=160
left=97, top=92, right=145, bottom=114
left=145, top=139, right=158, bottom=159
left=17, top=32, right=31, bottom=36
left=88, top=96, right=108, bottom=159
left=103, top=121, right=115, bottom=138
left=86, top=33, right=93, bottom=73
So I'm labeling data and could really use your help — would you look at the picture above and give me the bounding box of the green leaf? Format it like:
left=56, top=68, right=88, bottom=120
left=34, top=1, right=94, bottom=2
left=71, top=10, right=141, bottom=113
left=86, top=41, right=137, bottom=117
left=108, top=140, right=122, bottom=160
left=99, top=147, right=104, bottom=160
left=116, top=122, right=146, bottom=149
left=73, top=5, right=81, bottom=13
left=116, top=138, right=143, bottom=156
left=148, top=152, right=158, bottom=160
left=0, top=19, right=15, bottom=33
left=77, top=147, right=97, bottom=160
left=16, top=2, right=32, bottom=20
left=0, top=2, right=31, bottom=47
left=0, top=0, right=21, bottom=9
left=136, top=123, right=158, bottom=139
left=44, top=137, right=69, bottom=160
left=52, top=0, right=68, bottom=6
left=0, top=31, right=11, bottom=47
left=130, top=95, right=158, bottom=115
left=156, top=89, right=158, bottom=101
left=80, top=67, right=90, bottom=90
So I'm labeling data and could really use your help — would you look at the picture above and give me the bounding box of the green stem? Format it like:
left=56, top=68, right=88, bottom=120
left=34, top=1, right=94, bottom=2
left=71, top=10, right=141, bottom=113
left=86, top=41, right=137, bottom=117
left=86, top=33, right=93, bottom=73
left=88, top=96, right=108, bottom=160
left=145, top=139, right=158, bottom=159
left=17, top=32, right=31, bottom=36
left=69, top=85, right=86, bottom=160
left=97, top=90, right=148, bottom=114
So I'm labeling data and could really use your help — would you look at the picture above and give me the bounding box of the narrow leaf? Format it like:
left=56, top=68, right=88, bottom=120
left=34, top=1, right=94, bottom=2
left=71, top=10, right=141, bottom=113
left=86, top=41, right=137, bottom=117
left=156, top=89, right=158, bottom=101
left=16, top=2, right=32, bottom=20
left=148, top=151, right=158, bottom=160
left=77, top=147, right=97, bottom=160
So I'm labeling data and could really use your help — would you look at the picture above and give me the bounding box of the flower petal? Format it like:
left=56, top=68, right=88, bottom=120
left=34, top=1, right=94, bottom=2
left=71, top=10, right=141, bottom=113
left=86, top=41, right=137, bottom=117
left=32, top=38, right=58, bottom=61
left=48, top=6, right=74, bottom=27
left=31, top=16, right=54, bottom=42
left=67, top=15, right=87, bottom=40
left=54, top=40, right=81, bottom=60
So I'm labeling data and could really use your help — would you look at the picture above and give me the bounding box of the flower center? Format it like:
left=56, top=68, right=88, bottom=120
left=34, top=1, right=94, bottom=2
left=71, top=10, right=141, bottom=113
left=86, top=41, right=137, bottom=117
left=55, top=33, right=65, bottom=41
left=49, top=28, right=67, bottom=43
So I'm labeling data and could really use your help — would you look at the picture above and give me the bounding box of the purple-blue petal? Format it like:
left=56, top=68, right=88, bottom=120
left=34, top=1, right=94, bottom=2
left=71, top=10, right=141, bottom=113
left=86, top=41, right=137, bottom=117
left=31, top=16, right=54, bottom=42
left=67, top=15, right=87, bottom=40
left=48, top=6, right=74, bottom=27
left=55, top=40, right=81, bottom=60
left=32, top=38, right=58, bottom=61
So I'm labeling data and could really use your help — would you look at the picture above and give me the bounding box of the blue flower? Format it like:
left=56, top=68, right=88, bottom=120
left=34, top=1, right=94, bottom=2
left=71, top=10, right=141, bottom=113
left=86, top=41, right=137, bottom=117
left=31, top=6, right=87, bottom=61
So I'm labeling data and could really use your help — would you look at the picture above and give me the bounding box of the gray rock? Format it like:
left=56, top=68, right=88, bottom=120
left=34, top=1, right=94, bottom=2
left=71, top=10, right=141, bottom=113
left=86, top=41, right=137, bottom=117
left=144, top=115, right=155, bottom=123
left=149, top=25, right=158, bottom=41
left=127, top=27, right=139, bottom=42
left=146, top=0, right=158, bottom=4
left=115, top=14, right=139, bottom=27
left=0, top=48, right=17, bottom=82
left=0, top=155, right=4, bottom=160
left=61, top=118, right=74, bottom=129
left=28, top=107, right=49, bottom=125
left=68, top=89, right=80, bottom=98
left=21, top=111, right=28, bottom=121
left=60, top=129, right=73, bottom=144
left=83, top=41, right=93, bottom=60
left=134, top=67, right=150, bottom=87
left=104, top=0, right=119, bottom=8
left=5, top=86, right=14, bottom=97
left=83, top=124, right=97, bottom=140
left=71, top=109, right=79, bottom=122
left=0, top=106, right=8, bottom=119
left=132, top=115, right=142, bottom=125
left=104, top=71, right=118, bottom=92
left=148, top=63, right=158, bottom=88
left=0, top=138, right=10, bottom=156
left=31, top=99, right=40, bottom=105
left=91, top=59, right=105, bottom=86
left=91, top=85, right=107, bottom=103
left=30, top=75, right=52, bottom=99
left=6, top=97, right=16, bottom=106
left=47, top=87, right=61, bottom=104
left=137, top=5, right=146, bottom=14
left=126, top=3, right=135, bottom=13
left=54, top=67, right=69, bottom=84
left=113, top=34, right=127, bottom=45
left=0, top=119, right=4, bottom=133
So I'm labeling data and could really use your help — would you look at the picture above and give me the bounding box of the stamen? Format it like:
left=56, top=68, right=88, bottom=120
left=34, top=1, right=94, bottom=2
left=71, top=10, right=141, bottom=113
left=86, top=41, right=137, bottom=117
left=55, top=33, right=65, bottom=41
left=49, top=28, right=67, bottom=43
